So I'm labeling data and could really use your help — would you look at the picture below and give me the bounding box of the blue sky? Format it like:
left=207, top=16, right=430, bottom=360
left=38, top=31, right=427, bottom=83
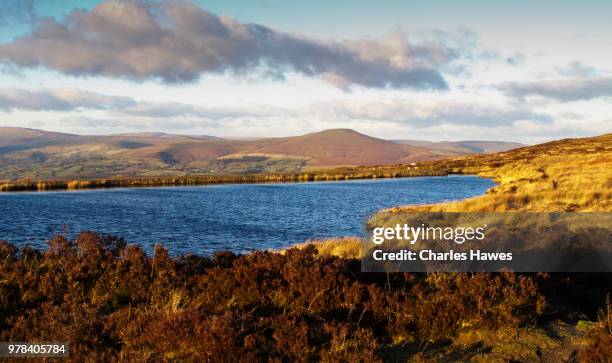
left=3, top=1, right=611, bottom=39
left=0, top=0, right=611, bottom=143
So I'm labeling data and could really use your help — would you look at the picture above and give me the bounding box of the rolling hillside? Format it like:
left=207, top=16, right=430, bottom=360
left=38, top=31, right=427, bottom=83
left=392, top=139, right=525, bottom=155
left=0, top=127, right=523, bottom=180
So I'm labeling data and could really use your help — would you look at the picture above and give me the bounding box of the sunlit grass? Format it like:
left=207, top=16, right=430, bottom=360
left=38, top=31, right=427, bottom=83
left=310, top=133, right=611, bottom=257
left=291, top=237, right=364, bottom=258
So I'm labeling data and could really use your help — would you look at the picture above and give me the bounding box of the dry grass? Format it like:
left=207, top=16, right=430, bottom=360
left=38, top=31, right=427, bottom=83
left=399, top=153, right=610, bottom=213
left=580, top=297, right=612, bottom=362
left=292, top=237, right=365, bottom=258
left=0, top=165, right=446, bottom=192
left=308, top=133, right=611, bottom=259
left=380, top=134, right=611, bottom=214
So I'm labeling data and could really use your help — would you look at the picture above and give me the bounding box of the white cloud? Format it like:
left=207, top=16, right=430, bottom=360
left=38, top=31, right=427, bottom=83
left=308, top=98, right=551, bottom=127
left=0, top=0, right=459, bottom=90
left=500, top=77, right=612, bottom=101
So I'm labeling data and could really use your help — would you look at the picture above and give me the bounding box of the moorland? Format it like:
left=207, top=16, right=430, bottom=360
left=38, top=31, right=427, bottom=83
left=0, top=127, right=522, bottom=181
left=0, top=133, right=610, bottom=361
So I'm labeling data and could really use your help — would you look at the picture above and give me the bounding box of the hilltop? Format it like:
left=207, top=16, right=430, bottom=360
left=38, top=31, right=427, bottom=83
left=0, top=127, right=522, bottom=180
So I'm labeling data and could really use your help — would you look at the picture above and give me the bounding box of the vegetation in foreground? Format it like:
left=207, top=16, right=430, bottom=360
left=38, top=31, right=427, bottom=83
left=0, top=232, right=598, bottom=362
left=0, top=233, right=609, bottom=362
left=0, top=133, right=610, bottom=361
left=308, top=133, right=612, bottom=360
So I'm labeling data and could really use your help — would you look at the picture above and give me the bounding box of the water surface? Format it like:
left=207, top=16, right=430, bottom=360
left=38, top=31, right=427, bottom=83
left=0, top=176, right=494, bottom=255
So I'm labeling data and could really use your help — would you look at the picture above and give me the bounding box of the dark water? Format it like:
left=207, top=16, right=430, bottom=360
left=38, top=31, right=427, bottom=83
left=0, top=176, right=494, bottom=255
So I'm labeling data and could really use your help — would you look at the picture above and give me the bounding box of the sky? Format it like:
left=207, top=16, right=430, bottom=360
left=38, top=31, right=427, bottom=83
left=0, top=0, right=611, bottom=143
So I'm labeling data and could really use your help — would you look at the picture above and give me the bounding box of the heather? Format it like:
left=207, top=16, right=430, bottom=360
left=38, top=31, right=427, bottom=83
left=0, top=232, right=557, bottom=361
left=1, top=133, right=610, bottom=361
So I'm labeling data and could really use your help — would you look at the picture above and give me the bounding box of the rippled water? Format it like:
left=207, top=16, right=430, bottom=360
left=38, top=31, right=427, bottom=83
left=0, top=176, right=494, bottom=255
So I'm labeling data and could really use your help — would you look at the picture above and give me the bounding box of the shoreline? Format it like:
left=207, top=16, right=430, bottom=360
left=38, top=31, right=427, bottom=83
left=0, top=163, right=456, bottom=192
left=2, top=138, right=548, bottom=193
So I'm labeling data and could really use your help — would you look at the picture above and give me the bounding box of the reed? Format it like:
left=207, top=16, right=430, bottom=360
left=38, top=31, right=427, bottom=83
left=0, top=165, right=448, bottom=192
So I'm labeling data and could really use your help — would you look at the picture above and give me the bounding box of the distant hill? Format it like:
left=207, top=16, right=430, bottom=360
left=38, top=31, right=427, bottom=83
left=0, top=127, right=83, bottom=154
left=0, top=127, right=524, bottom=180
left=222, top=129, right=426, bottom=167
left=391, top=139, right=525, bottom=154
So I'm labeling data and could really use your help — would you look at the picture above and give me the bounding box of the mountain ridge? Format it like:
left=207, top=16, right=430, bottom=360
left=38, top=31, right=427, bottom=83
left=0, top=127, right=525, bottom=180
